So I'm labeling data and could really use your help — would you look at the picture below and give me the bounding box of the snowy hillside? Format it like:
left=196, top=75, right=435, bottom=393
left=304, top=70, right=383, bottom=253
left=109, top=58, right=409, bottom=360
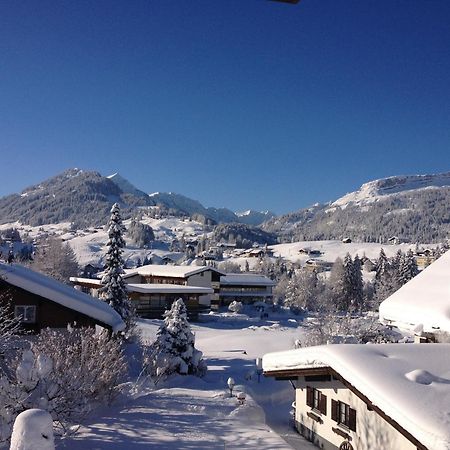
left=333, top=172, right=450, bottom=208
left=263, top=171, right=450, bottom=243
left=107, top=173, right=149, bottom=198
left=236, top=210, right=276, bottom=226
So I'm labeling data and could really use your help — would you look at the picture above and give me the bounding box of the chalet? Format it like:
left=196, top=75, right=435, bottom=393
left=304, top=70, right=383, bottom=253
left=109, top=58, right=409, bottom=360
left=71, top=264, right=224, bottom=319
left=304, top=259, right=333, bottom=272
left=244, top=247, right=274, bottom=258
left=413, top=250, right=437, bottom=271
left=264, top=343, right=450, bottom=450
left=0, top=262, right=125, bottom=333
left=217, top=273, right=275, bottom=307
left=379, top=249, right=450, bottom=342
left=299, top=248, right=322, bottom=256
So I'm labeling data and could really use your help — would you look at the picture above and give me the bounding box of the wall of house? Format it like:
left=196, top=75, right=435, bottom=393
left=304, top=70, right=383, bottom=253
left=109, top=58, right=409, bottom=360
left=128, top=292, right=207, bottom=320
left=1, top=283, right=102, bottom=332
left=295, top=377, right=417, bottom=450
left=124, top=274, right=141, bottom=284
left=187, top=272, right=212, bottom=305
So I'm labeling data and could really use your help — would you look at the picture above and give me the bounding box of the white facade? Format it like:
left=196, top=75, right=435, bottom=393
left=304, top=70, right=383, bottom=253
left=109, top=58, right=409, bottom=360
left=294, top=376, right=416, bottom=450
left=263, top=344, right=450, bottom=450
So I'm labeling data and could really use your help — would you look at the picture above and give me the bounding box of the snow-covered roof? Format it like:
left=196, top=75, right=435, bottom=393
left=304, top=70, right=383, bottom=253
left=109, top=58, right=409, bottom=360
left=70, top=277, right=103, bottom=285
left=0, top=263, right=125, bottom=333
left=379, top=249, right=450, bottom=334
left=263, top=343, right=450, bottom=450
left=124, top=264, right=225, bottom=279
left=220, top=274, right=275, bottom=286
left=126, top=284, right=213, bottom=294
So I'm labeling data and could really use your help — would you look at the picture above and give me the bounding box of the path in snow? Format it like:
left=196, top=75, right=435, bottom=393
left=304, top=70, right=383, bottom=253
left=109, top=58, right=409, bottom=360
left=63, top=318, right=315, bottom=449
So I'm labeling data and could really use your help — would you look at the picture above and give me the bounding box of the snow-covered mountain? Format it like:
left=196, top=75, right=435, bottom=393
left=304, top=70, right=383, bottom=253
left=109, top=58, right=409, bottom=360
left=333, top=172, right=450, bottom=208
left=107, top=173, right=149, bottom=198
left=263, top=171, right=450, bottom=244
left=235, top=210, right=276, bottom=226
left=0, top=169, right=154, bottom=227
left=148, top=192, right=264, bottom=224
left=0, top=169, right=274, bottom=228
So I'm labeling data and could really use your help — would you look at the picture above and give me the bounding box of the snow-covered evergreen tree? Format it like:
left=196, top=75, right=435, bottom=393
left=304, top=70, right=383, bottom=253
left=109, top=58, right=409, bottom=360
left=100, top=203, right=132, bottom=325
left=351, top=254, right=364, bottom=309
left=327, top=257, right=348, bottom=311
left=397, top=249, right=419, bottom=285
left=145, top=298, right=206, bottom=382
left=283, top=273, right=301, bottom=312
left=375, top=248, right=389, bottom=283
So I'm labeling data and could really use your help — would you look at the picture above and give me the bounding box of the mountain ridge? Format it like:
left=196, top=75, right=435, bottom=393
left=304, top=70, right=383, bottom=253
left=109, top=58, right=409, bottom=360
left=333, top=172, right=450, bottom=208
left=0, top=169, right=274, bottom=228
left=263, top=171, right=450, bottom=244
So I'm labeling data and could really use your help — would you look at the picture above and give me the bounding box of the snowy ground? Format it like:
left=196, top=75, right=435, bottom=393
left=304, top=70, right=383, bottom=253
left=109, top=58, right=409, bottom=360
left=269, top=240, right=429, bottom=265
left=1, top=217, right=434, bottom=271
left=61, top=317, right=317, bottom=449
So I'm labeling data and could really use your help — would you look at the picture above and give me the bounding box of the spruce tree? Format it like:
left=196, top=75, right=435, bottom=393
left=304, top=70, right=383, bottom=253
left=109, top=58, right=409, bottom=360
left=375, top=248, right=389, bottom=283
left=101, top=203, right=132, bottom=326
left=351, top=254, right=364, bottom=309
left=146, top=298, right=206, bottom=380
left=398, top=249, right=419, bottom=285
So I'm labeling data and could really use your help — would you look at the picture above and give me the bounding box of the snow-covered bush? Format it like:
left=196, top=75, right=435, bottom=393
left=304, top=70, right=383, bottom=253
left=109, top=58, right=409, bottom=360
left=0, top=327, right=126, bottom=443
left=298, top=312, right=383, bottom=347
left=228, top=301, right=243, bottom=314
left=10, top=409, right=55, bottom=450
left=0, top=292, right=22, bottom=358
left=144, top=299, right=207, bottom=383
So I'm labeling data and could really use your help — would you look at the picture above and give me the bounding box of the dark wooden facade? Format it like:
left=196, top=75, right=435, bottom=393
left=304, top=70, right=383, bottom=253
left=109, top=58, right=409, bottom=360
left=128, top=291, right=209, bottom=320
left=0, top=281, right=108, bottom=333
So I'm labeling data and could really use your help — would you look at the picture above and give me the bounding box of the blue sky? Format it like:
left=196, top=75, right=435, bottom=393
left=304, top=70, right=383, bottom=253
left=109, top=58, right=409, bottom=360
left=1, top=0, right=450, bottom=214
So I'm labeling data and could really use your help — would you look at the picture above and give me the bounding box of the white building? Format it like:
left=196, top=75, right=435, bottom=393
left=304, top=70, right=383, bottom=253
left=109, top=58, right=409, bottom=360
left=263, top=343, right=450, bottom=450
left=217, top=273, right=275, bottom=306
left=379, top=249, right=450, bottom=340
left=71, top=264, right=224, bottom=319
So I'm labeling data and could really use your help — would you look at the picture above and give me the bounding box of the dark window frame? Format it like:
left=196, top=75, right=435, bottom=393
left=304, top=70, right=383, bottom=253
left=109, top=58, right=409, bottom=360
left=306, top=386, right=327, bottom=415
left=331, top=399, right=356, bottom=432
left=14, top=305, right=37, bottom=324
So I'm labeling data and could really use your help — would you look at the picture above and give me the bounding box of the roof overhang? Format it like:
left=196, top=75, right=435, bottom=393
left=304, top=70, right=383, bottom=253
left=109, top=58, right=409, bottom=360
left=265, top=364, right=427, bottom=450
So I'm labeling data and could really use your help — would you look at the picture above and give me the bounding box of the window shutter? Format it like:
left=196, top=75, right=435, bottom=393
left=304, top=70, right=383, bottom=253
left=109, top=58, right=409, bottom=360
left=349, top=407, right=357, bottom=432
left=306, top=387, right=313, bottom=407
left=331, top=399, right=338, bottom=422
left=319, top=393, right=327, bottom=415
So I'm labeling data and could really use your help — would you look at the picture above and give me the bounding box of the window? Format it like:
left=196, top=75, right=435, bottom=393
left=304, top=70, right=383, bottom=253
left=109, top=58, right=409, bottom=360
left=306, top=387, right=327, bottom=415
left=332, top=400, right=356, bottom=432
left=14, top=305, right=36, bottom=323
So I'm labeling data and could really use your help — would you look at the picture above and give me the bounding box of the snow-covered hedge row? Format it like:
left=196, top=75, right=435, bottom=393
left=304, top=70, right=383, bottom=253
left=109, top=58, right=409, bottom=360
left=0, top=327, right=126, bottom=444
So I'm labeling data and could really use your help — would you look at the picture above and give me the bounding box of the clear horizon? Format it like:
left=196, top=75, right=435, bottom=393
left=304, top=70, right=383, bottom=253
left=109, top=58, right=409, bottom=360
left=1, top=1, right=450, bottom=214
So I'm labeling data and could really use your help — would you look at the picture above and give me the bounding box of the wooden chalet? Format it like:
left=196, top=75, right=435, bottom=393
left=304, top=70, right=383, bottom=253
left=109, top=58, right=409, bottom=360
left=0, top=262, right=125, bottom=333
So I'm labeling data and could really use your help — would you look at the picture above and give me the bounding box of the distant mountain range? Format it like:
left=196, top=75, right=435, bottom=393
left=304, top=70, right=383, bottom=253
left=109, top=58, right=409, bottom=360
left=0, top=169, right=275, bottom=228
left=1, top=169, right=450, bottom=244
left=262, top=172, right=450, bottom=244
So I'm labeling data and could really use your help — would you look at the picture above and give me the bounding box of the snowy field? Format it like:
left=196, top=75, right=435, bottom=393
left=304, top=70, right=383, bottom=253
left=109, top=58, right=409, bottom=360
left=269, top=240, right=428, bottom=264
left=0, top=218, right=433, bottom=271
left=61, top=317, right=317, bottom=450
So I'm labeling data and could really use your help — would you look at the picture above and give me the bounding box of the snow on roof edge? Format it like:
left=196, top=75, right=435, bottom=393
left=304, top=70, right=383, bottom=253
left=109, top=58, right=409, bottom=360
left=263, top=344, right=450, bottom=450
left=0, top=263, right=125, bottom=333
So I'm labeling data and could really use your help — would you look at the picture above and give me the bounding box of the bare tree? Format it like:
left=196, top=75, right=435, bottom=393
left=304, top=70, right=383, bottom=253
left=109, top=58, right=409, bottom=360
left=32, top=237, right=80, bottom=284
